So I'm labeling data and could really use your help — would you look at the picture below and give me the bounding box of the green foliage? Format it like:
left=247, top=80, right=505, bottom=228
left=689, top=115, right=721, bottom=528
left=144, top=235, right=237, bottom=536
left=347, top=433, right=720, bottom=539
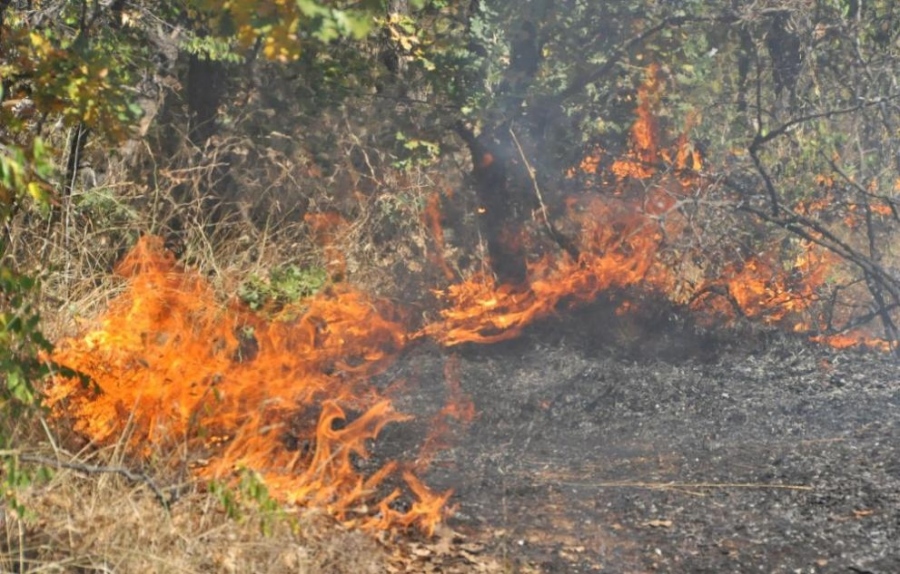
left=73, top=186, right=140, bottom=227
left=3, top=15, right=142, bottom=141
left=0, top=262, right=52, bottom=410
left=238, top=265, right=328, bottom=311
left=209, top=469, right=283, bottom=535
left=190, top=0, right=383, bottom=61
left=393, top=131, right=441, bottom=170
left=1, top=452, right=52, bottom=518
left=180, top=35, right=244, bottom=64
left=0, top=136, right=56, bottom=220
left=0, top=259, right=54, bottom=518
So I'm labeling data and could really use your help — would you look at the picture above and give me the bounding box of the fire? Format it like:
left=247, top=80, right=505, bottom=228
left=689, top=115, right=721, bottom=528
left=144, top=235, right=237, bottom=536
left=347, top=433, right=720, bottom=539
left=46, top=236, right=449, bottom=534
left=425, top=191, right=457, bottom=281
left=424, top=63, right=888, bottom=351
left=424, top=192, right=679, bottom=346
left=45, top=63, right=893, bottom=541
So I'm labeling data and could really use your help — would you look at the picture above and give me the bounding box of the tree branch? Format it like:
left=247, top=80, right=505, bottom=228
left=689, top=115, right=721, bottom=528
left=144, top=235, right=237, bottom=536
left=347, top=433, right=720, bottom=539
left=8, top=452, right=180, bottom=510
left=750, top=93, right=900, bottom=150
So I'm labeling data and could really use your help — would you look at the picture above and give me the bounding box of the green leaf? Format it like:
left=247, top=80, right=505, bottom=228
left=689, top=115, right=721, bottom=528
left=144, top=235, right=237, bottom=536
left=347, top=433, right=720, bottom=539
left=296, top=0, right=329, bottom=18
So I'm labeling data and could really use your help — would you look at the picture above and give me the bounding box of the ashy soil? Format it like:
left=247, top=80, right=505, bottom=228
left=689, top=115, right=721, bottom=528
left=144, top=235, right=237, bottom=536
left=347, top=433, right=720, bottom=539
left=375, top=296, right=900, bottom=573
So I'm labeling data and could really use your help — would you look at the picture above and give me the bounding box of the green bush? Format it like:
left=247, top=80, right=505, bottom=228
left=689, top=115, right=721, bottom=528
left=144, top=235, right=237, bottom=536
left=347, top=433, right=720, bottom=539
left=0, top=264, right=51, bottom=410
left=238, top=265, right=328, bottom=311
left=0, top=255, right=53, bottom=515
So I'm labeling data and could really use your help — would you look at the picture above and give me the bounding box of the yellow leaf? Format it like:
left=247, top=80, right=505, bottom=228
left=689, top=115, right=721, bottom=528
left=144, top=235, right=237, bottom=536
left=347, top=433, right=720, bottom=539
left=27, top=181, right=49, bottom=204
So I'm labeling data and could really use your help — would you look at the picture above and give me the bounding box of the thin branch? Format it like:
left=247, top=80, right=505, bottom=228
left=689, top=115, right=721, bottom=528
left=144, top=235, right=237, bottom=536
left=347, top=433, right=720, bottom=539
left=9, top=452, right=179, bottom=510
left=508, top=127, right=580, bottom=261
left=750, top=93, right=900, bottom=150
left=822, top=152, right=900, bottom=220
left=740, top=203, right=900, bottom=303
left=508, top=128, right=551, bottom=235
left=748, top=145, right=781, bottom=216
left=824, top=301, right=900, bottom=334
left=554, top=480, right=814, bottom=491
left=747, top=93, right=900, bottom=217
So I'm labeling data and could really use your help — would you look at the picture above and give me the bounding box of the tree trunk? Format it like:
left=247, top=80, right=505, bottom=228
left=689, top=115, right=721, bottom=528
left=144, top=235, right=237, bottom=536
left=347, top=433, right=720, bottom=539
left=455, top=122, right=530, bottom=283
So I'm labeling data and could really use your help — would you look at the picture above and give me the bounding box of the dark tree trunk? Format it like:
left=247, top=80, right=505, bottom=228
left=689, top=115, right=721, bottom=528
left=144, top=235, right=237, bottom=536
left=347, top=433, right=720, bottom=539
left=0, top=0, right=10, bottom=33
left=766, top=11, right=803, bottom=114
left=450, top=11, right=582, bottom=284
left=454, top=121, right=530, bottom=284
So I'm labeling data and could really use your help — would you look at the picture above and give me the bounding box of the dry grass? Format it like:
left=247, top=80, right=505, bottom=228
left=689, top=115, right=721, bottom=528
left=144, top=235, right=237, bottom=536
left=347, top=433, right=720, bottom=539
left=1, top=415, right=391, bottom=573
left=1, top=454, right=389, bottom=573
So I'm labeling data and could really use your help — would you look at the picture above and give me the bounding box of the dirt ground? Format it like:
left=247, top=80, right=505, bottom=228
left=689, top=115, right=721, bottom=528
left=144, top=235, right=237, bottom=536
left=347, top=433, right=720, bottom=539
left=376, top=295, right=900, bottom=573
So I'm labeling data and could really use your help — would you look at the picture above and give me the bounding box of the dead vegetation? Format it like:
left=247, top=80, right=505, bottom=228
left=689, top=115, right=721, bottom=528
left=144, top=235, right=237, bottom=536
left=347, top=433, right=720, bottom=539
left=2, top=454, right=388, bottom=573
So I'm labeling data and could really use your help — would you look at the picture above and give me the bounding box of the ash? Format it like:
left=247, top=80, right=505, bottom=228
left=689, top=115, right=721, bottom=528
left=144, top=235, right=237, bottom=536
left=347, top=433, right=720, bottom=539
left=375, top=297, right=900, bottom=573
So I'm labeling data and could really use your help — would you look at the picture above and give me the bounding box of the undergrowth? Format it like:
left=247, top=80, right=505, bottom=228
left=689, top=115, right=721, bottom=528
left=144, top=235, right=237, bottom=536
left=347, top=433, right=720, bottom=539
left=0, top=91, right=474, bottom=571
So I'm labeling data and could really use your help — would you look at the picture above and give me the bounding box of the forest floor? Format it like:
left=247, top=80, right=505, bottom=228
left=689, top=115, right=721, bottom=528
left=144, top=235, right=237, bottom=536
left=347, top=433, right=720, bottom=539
left=378, top=296, right=900, bottom=573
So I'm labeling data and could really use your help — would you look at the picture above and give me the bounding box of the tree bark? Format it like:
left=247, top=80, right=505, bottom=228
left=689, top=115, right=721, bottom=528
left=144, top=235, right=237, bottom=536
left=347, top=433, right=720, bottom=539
left=454, top=121, right=530, bottom=283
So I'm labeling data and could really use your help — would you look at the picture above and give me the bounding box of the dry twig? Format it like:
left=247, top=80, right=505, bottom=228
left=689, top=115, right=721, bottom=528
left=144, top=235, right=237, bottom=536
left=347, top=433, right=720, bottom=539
left=5, top=451, right=178, bottom=509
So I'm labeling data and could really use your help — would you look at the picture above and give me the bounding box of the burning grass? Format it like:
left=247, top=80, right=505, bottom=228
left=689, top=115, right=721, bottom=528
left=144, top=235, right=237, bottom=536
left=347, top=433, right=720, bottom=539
left=36, top=95, right=893, bottom=545
left=43, top=236, right=451, bottom=536
left=38, top=205, right=885, bottom=548
left=5, top=57, right=897, bottom=574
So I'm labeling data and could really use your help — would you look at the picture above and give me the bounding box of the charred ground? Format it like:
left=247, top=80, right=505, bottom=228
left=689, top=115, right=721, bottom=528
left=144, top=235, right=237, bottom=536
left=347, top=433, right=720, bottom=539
left=375, top=297, right=900, bottom=573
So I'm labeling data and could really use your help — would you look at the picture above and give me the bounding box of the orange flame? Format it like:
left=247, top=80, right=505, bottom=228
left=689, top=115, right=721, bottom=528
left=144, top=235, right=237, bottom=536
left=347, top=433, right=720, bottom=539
left=46, top=236, right=449, bottom=534
left=424, top=191, right=457, bottom=281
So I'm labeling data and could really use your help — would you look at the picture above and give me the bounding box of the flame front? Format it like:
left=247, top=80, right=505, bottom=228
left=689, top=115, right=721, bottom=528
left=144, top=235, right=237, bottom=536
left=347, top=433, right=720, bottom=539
left=46, top=236, right=449, bottom=534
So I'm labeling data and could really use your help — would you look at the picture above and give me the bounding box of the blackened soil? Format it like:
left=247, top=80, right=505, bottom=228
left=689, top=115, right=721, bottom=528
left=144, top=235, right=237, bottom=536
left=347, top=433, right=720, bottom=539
left=374, top=298, right=900, bottom=573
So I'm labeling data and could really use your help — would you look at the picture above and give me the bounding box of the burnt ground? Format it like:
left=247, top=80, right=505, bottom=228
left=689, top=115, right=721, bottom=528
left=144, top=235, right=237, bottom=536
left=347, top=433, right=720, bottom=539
left=373, top=295, right=900, bottom=573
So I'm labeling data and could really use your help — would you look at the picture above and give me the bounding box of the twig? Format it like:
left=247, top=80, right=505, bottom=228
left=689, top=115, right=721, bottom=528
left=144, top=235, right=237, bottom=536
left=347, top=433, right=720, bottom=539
left=508, top=128, right=580, bottom=261
left=555, top=14, right=732, bottom=104
left=750, top=93, right=900, bottom=150
left=559, top=480, right=813, bottom=491
left=8, top=452, right=178, bottom=510
left=508, top=128, right=552, bottom=234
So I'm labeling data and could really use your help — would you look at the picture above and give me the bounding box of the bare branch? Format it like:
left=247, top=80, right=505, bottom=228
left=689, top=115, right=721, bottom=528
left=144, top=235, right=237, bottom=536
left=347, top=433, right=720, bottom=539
left=8, top=452, right=180, bottom=510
